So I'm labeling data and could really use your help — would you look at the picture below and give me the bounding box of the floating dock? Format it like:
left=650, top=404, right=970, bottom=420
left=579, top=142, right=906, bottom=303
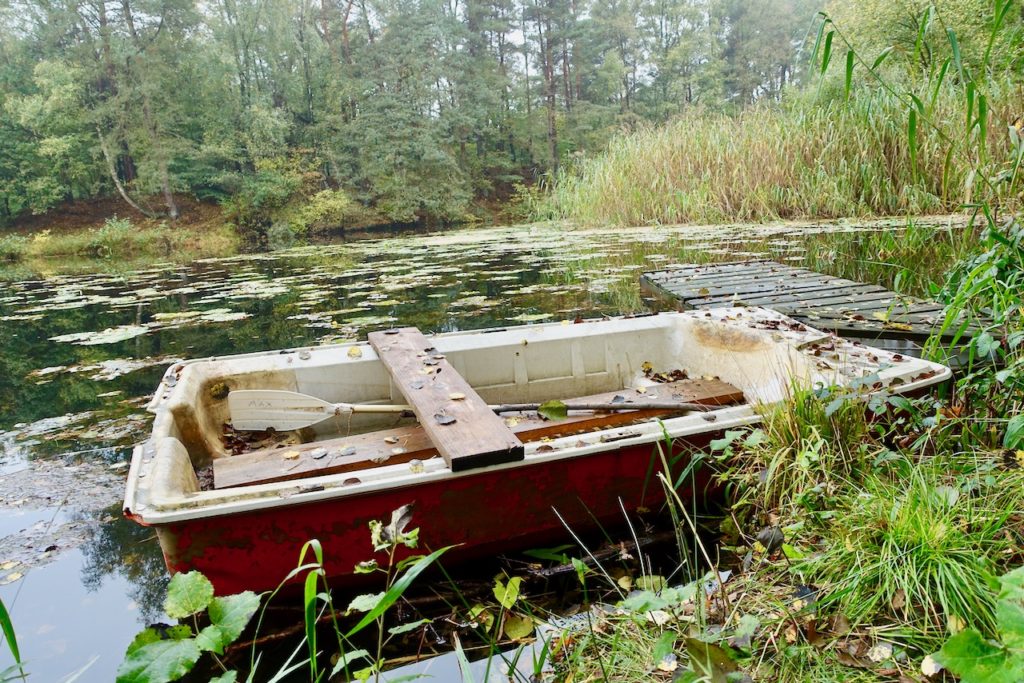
left=641, top=260, right=972, bottom=345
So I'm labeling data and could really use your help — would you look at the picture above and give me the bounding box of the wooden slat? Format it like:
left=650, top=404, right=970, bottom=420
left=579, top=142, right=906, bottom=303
left=677, top=276, right=857, bottom=301
left=213, top=377, right=744, bottom=489
left=369, top=327, right=524, bottom=472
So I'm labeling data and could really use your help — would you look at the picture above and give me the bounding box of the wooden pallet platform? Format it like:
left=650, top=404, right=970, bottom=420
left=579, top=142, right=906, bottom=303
left=640, top=260, right=973, bottom=343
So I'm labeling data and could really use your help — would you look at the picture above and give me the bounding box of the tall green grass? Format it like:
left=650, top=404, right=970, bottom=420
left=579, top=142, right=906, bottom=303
left=536, top=85, right=1021, bottom=227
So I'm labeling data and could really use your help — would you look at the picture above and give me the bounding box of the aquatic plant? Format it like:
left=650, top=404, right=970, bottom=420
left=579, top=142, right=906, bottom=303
left=0, top=598, right=26, bottom=682
left=115, top=507, right=450, bottom=683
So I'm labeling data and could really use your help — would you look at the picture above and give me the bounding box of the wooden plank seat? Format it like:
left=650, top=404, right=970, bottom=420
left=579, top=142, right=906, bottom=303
left=212, top=377, right=744, bottom=489
left=369, top=327, right=524, bottom=471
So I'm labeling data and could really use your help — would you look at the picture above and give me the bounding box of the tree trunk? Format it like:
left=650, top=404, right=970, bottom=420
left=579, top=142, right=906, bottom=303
left=97, top=127, right=157, bottom=218
left=122, top=0, right=179, bottom=220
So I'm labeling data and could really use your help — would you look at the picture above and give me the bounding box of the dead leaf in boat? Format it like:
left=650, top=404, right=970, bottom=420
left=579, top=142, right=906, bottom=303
left=636, top=387, right=647, bottom=394
left=282, top=450, right=301, bottom=460
left=434, top=413, right=457, bottom=425
left=340, top=446, right=357, bottom=456
left=698, top=287, right=710, bottom=296
left=347, top=346, right=363, bottom=359
left=1, top=572, right=23, bottom=585
left=537, top=400, right=568, bottom=421
left=505, top=417, right=519, bottom=427
left=883, top=321, right=914, bottom=331
left=0, top=561, right=16, bottom=571
left=384, top=436, right=400, bottom=444
left=391, top=447, right=406, bottom=455
left=449, top=392, right=466, bottom=401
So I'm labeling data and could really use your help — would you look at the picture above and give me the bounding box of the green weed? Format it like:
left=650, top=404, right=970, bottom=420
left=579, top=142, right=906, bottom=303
left=804, top=462, right=1023, bottom=649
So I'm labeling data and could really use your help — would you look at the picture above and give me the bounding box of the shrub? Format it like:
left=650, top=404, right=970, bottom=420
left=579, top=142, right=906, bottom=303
left=0, top=234, right=28, bottom=262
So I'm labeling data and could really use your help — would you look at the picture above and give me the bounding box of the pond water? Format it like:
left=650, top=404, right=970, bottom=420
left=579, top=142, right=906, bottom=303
left=0, top=218, right=915, bottom=680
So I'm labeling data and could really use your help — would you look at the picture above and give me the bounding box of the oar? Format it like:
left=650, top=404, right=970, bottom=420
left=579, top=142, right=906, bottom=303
left=228, top=389, right=717, bottom=431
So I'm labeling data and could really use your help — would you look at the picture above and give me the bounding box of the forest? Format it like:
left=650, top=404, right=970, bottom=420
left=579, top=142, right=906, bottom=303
left=0, top=0, right=875, bottom=235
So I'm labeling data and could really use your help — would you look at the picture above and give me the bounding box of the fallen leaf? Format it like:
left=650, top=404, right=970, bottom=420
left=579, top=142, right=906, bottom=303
left=868, top=642, right=893, bottom=662
left=449, top=392, right=466, bottom=401
left=347, top=347, right=363, bottom=359
left=282, top=450, right=300, bottom=460
left=384, top=436, right=400, bottom=444
left=920, top=654, right=943, bottom=676
left=434, top=413, right=457, bottom=425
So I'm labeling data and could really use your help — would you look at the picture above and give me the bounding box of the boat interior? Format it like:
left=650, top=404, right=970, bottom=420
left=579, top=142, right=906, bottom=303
left=138, top=308, right=939, bottom=500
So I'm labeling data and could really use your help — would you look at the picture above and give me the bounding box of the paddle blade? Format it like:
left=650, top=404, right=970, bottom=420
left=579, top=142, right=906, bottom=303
left=228, top=390, right=337, bottom=431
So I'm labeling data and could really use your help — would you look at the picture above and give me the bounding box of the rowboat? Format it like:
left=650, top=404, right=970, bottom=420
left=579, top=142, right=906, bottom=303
left=123, top=308, right=950, bottom=594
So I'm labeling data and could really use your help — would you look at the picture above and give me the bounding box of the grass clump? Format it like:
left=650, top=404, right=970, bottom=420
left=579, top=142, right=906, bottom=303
left=804, top=461, right=1023, bottom=647
left=721, top=389, right=875, bottom=517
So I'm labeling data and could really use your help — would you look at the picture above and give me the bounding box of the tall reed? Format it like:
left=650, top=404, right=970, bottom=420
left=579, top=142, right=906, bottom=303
left=537, top=85, right=1021, bottom=227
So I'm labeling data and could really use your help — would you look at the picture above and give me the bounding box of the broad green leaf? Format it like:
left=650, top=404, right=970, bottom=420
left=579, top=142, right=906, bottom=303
left=652, top=631, right=676, bottom=662
left=684, top=638, right=738, bottom=683
left=710, top=430, right=743, bottom=452
left=743, top=429, right=766, bottom=448
left=347, top=592, right=384, bottom=614
left=493, top=576, right=522, bottom=609
left=1003, top=415, right=1024, bottom=450
left=636, top=575, right=666, bottom=592
left=733, top=614, right=760, bottom=648
left=345, top=546, right=451, bottom=637
left=195, top=592, right=260, bottom=655
left=388, top=619, right=430, bottom=636
left=621, top=591, right=671, bottom=613
left=996, top=600, right=1024, bottom=651
left=537, top=400, right=568, bottom=420
left=208, top=672, right=238, bottom=683
left=330, top=648, right=371, bottom=678
left=126, top=626, right=191, bottom=657
left=115, top=638, right=202, bottom=683
left=824, top=397, right=845, bottom=418
left=163, top=571, right=214, bottom=619
left=502, top=613, right=534, bottom=640
left=976, top=331, right=1000, bottom=357
left=934, top=630, right=1022, bottom=683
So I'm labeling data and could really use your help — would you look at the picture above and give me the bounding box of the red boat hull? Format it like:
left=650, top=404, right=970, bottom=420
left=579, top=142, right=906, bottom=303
left=152, top=433, right=718, bottom=595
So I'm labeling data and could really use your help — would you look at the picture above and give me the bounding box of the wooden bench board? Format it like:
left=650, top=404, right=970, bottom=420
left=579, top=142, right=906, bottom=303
left=368, top=327, right=524, bottom=472
left=213, top=377, right=744, bottom=489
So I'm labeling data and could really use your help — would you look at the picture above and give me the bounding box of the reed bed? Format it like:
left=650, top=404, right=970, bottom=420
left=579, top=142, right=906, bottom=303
left=537, top=86, right=1021, bottom=227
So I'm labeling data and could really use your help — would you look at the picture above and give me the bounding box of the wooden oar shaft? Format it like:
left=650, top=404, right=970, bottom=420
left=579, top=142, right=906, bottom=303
left=492, top=402, right=714, bottom=413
